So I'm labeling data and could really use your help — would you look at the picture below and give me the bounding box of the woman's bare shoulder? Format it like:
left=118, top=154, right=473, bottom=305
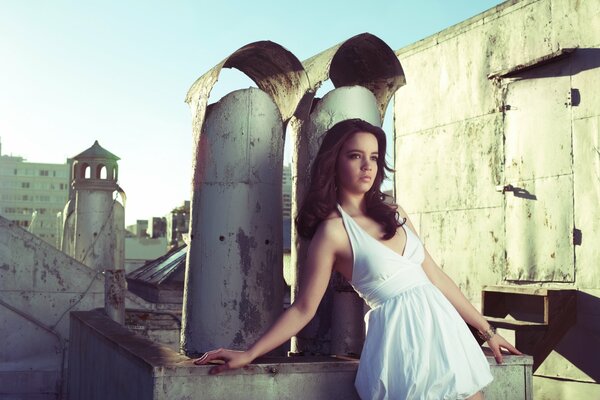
left=313, top=211, right=345, bottom=242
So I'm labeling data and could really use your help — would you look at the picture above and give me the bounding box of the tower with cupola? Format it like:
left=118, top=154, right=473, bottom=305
left=63, top=140, right=125, bottom=272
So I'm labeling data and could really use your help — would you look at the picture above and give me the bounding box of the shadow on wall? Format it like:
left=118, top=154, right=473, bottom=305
left=552, top=291, right=600, bottom=382
left=505, top=48, right=600, bottom=80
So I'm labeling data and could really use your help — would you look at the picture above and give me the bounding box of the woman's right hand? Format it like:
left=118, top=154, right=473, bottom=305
left=193, top=348, right=253, bottom=375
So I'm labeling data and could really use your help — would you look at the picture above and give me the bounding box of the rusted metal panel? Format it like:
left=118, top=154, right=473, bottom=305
left=394, top=113, right=504, bottom=213
left=395, top=31, right=501, bottom=135
left=504, top=175, right=574, bottom=282
left=502, top=69, right=574, bottom=282
left=182, top=88, right=284, bottom=355
left=570, top=50, right=600, bottom=121
left=483, top=0, right=556, bottom=82
left=551, top=0, right=600, bottom=51
left=504, top=73, right=573, bottom=182
left=572, top=117, right=600, bottom=288
left=420, top=208, right=505, bottom=302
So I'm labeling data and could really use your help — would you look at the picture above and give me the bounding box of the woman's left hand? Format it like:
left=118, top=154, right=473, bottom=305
left=487, top=333, right=522, bottom=364
left=193, top=348, right=253, bottom=375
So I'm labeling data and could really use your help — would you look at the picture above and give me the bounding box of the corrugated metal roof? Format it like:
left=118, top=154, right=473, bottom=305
left=127, top=218, right=290, bottom=287
left=127, top=245, right=187, bottom=286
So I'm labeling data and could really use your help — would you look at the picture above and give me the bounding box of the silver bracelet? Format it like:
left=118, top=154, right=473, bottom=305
left=478, top=326, right=496, bottom=341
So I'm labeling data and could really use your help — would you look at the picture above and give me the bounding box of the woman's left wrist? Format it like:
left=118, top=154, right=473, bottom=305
left=477, top=325, right=496, bottom=341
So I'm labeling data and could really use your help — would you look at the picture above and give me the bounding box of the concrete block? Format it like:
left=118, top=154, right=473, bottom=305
left=483, top=348, right=533, bottom=400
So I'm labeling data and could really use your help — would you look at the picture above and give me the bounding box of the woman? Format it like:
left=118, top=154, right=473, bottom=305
left=195, top=118, right=521, bottom=399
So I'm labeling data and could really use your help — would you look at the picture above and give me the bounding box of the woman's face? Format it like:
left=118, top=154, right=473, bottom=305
left=335, top=132, right=379, bottom=195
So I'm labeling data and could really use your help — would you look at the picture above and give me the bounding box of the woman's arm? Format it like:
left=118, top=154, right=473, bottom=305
left=194, top=221, right=338, bottom=374
left=399, top=207, right=521, bottom=363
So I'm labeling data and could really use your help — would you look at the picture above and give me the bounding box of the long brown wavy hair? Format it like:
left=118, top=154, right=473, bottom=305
left=296, top=118, right=404, bottom=240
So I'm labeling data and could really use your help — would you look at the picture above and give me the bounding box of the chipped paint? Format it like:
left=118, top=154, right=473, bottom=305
left=182, top=87, right=285, bottom=355
left=104, top=269, right=126, bottom=324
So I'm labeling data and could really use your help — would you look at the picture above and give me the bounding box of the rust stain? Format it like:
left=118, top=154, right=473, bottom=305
left=236, top=229, right=257, bottom=275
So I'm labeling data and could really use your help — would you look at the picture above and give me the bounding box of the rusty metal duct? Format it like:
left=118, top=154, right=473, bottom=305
left=186, top=40, right=311, bottom=129
left=302, top=32, right=405, bottom=119
left=182, top=42, right=310, bottom=357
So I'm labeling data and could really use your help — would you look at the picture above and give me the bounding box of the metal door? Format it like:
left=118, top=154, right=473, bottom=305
left=502, top=60, right=575, bottom=282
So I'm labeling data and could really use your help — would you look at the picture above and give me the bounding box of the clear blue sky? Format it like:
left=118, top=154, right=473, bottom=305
left=0, top=0, right=501, bottom=225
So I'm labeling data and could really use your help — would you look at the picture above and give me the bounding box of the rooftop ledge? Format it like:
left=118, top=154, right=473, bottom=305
left=68, top=310, right=532, bottom=400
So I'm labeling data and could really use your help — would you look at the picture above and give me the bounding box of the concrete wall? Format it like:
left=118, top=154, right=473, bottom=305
left=393, top=0, right=600, bottom=396
left=69, top=310, right=361, bottom=400
left=0, top=215, right=150, bottom=399
left=68, top=311, right=532, bottom=400
left=69, top=310, right=534, bottom=399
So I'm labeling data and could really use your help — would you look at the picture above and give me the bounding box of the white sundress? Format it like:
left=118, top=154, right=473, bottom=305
left=337, top=205, right=493, bottom=400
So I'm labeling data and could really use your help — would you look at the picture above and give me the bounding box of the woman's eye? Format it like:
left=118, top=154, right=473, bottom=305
left=370, top=156, right=378, bottom=161
left=350, top=154, right=361, bottom=159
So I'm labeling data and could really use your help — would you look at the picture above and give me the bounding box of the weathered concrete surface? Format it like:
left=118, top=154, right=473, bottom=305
left=181, top=88, right=285, bottom=356
left=73, top=191, right=124, bottom=271
left=69, top=310, right=534, bottom=400
left=573, top=116, right=600, bottom=289
left=126, top=309, right=182, bottom=352
left=0, top=215, right=150, bottom=398
left=183, top=42, right=310, bottom=358
left=104, top=269, right=126, bottom=324
left=69, top=310, right=360, bottom=400
left=393, top=0, right=600, bottom=394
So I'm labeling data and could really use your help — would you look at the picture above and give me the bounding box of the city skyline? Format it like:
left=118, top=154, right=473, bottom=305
left=1, top=1, right=501, bottom=224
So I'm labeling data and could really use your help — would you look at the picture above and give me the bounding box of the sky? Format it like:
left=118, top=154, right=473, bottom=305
left=0, top=0, right=502, bottom=225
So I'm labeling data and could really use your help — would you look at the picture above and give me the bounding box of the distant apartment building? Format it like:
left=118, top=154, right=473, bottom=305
left=0, top=142, right=70, bottom=247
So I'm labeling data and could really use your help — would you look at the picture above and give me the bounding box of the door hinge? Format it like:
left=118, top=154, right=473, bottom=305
left=573, top=228, right=582, bottom=246
left=565, top=88, right=580, bottom=107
